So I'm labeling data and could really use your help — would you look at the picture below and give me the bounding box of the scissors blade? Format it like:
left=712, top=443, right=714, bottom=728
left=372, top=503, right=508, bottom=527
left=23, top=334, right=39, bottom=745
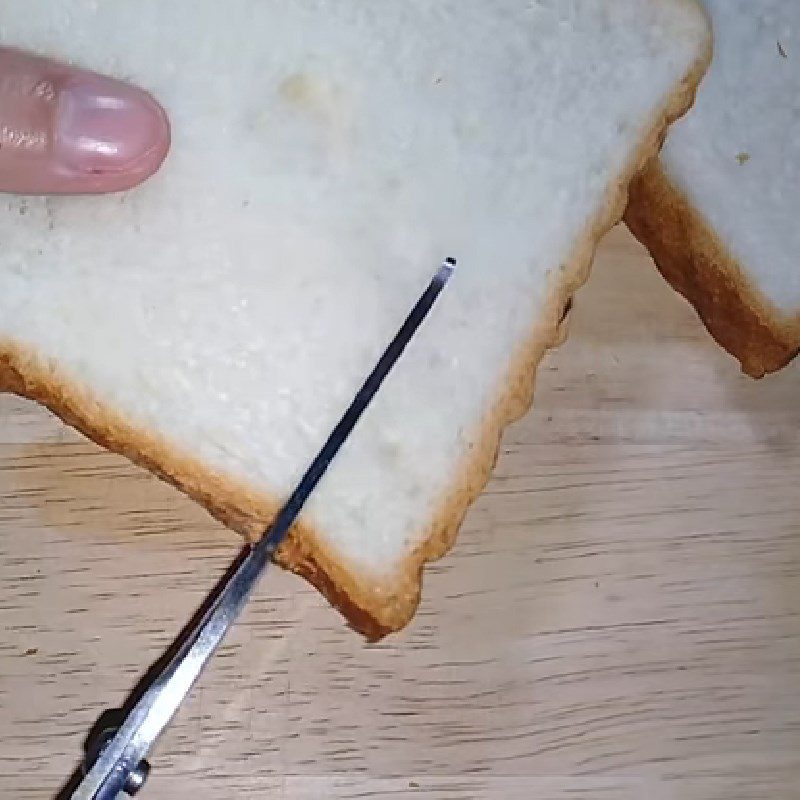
left=71, top=257, right=455, bottom=799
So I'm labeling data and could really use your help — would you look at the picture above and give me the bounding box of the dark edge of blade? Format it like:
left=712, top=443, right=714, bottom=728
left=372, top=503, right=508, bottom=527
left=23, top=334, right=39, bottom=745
left=260, top=257, right=456, bottom=555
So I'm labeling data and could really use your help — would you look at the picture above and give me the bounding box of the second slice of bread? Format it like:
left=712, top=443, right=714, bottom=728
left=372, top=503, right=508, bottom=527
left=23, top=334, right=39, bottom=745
left=626, top=0, right=800, bottom=378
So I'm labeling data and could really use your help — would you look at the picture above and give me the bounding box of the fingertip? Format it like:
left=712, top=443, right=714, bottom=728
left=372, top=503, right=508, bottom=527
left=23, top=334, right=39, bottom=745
left=0, top=48, right=171, bottom=194
left=54, top=72, right=171, bottom=191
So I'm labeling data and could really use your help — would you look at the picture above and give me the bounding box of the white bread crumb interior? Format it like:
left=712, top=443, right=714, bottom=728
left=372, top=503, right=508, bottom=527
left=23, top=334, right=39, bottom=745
left=0, top=2, right=708, bottom=589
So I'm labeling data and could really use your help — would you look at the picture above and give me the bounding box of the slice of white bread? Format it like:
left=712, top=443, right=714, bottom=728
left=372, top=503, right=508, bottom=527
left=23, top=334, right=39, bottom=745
left=0, top=1, right=710, bottom=637
left=626, top=0, right=800, bottom=378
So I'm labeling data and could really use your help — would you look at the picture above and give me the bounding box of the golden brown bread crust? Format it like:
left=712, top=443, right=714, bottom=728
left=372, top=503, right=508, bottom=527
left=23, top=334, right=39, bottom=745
left=625, top=159, right=800, bottom=379
left=0, top=39, right=710, bottom=639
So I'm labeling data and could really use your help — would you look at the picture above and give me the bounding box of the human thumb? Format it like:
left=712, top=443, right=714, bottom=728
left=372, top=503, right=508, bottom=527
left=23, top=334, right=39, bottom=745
left=0, top=47, right=169, bottom=194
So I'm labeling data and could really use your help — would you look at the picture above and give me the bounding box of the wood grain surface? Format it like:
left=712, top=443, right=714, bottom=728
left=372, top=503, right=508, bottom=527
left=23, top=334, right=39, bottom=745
left=1, top=226, right=798, bottom=799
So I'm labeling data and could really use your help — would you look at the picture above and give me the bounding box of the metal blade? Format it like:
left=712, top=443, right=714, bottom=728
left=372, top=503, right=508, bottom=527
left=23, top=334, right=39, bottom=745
left=71, top=257, right=455, bottom=799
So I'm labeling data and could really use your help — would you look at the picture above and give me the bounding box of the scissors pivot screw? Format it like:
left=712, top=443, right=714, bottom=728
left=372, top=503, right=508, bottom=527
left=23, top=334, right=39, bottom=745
left=84, top=727, right=150, bottom=796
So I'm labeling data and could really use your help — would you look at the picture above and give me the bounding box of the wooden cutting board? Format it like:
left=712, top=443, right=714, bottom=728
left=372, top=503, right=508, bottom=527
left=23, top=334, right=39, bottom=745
left=1, top=226, right=798, bottom=800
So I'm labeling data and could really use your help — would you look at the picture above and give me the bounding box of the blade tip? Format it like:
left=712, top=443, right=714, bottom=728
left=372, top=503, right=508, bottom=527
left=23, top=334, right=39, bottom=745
left=438, top=257, right=456, bottom=282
